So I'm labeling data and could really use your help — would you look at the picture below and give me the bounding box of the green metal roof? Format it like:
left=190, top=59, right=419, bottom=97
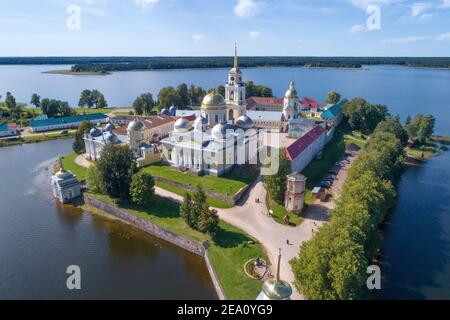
left=321, top=101, right=344, bottom=120
left=31, top=113, right=107, bottom=128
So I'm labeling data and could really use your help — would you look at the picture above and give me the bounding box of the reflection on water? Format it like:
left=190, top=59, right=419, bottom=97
left=378, top=151, right=450, bottom=299
left=0, top=139, right=216, bottom=299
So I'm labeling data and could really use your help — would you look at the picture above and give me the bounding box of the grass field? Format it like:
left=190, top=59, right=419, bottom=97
left=86, top=192, right=266, bottom=300
left=142, top=163, right=258, bottom=197
left=267, top=196, right=303, bottom=226
left=156, top=181, right=233, bottom=209
left=61, top=153, right=89, bottom=181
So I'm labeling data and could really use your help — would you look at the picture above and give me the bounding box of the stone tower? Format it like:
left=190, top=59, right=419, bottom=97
left=285, top=172, right=307, bottom=214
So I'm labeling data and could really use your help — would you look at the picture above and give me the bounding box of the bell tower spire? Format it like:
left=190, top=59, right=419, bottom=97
left=234, top=42, right=238, bottom=69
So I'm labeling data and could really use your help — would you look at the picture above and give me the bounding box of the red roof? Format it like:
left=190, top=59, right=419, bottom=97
left=7, top=123, right=17, bottom=130
left=247, top=97, right=283, bottom=110
left=285, top=125, right=326, bottom=161
left=300, top=97, right=318, bottom=108
left=113, top=115, right=177, bottom=135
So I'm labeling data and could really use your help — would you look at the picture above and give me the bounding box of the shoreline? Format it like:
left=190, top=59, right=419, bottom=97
left=83, top=194, right=227, bottom=300
left=43, top=70, right=111, bottom=76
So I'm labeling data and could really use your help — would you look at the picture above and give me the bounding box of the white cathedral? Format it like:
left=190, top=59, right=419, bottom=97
left=161, top=46, right=302, bottom=177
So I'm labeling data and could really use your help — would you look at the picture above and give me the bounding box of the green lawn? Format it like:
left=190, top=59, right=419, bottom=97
left=72, top=107, right=131, bottom=114
left=156, top=181, right=233, bottom=209
left=142, top=163, right=258, bottom=197
left=431, top=135, right=450, bottom=145
left=406, top=142, right=444, bottom=160
left=268, top=196, right=303, bottom=226
left=86, top=192, right=266, bottom=300
left=61, top=153, right=89, bottom=181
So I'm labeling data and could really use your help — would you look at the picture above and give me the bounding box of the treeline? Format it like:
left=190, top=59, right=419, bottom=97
left=290, top=119, right=407, bottom=299
left=68, top=56, right=450, bottom=73
left=1, top=57, right=449, bottom=69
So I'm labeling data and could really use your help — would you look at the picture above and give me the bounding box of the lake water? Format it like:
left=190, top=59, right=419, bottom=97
left=378, top=151, right=450, bottom=299
left=0, top=139, right=216, bottom=299
left=0, top=64, right=449, bottom=135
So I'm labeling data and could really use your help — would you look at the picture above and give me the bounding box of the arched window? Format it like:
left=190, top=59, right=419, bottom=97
left=229, top=109, right=234, bottom=121
left=215, top=115, right=219, bottom=124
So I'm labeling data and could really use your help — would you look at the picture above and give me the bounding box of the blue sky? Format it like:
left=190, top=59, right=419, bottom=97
left=0, top=0, right=449, bottom=56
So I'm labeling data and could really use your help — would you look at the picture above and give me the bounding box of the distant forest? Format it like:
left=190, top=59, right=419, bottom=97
left=0, top=56, right=449, bottom=71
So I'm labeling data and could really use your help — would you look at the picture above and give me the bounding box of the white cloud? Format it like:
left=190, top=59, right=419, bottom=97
left=234, top=0, right=265, bottom=18
left=380, top=36, right=429, bottom=44
left=436, top=32, right=450, bottom=40
left=411, top=2, right=432, bottom=18
left=350, top=0, right=402, bottom=10
left=192, top=34, right=206, bottom=42
left=249, top=30, right=261, bottom=38
left=350, top=24, right=366, bottom=33
left=438, top=0, right=450, bottom=8
left=135, top=0, right=159, bottom=9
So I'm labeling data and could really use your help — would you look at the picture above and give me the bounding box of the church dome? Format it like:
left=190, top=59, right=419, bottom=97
left=104, top=132, right=119, bottom=144
left=128, top=119, right=144, bottom=133
left=194, top=115, right=208, bottom=131
left=285, top=81, right=299, bottom=99
left=89, top=128, right=102, bottom=137
left=104, top=123, right=115, bottom=132
left=212, top=122, right=228, bottom=140
left=174, top=117, right=191, bottom=132
left=161, top=107, right=170, bottom=116
left=262, top=279, right=293, bottom=300
left=236, top=115, right=254, bottom=129
left=202, top=92, right=226, bottom=110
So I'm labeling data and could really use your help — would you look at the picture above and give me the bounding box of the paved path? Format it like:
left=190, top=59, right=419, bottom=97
left=75, top=154, right=93, bottom=168
left=156, top=177, right=330, bottom=300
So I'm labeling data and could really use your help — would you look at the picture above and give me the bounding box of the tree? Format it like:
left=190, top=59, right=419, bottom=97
left=326, top=91, right=341, bottom=105
left=180, top=193, right=196, bottom=228
left=343, top=98, right=389, bottom=134
left=374, top=116, right=409, bottom=146
left=246, top=81, right=273, bottom=98
left=405, top=114, right=435, bottom=145
left=4, top=92, right=17, bottom=110
left=217, top=85, right=225, bottom=97
left=72, top=121, right=93, bottom=154
left=188, top=85, right=206, bottom=105
left=264, top=150, right=291, bottom=204
left=30, top=93, right=41, bottom=108
left=158, top=87, right=182, bottom=109
left=96, top=144, right=137, bottom=200
left=133, top=93, right=154, bottom=115
left=79, top=90, right=94, bottom=109
left=180, top=186, right=219, bottom=235
left=195, top=186, right=219, bottom=235
left=96, top=93, right=108, bottom=109
left=176, top=83, right=190, bottom=108
left=86, top=166, right=104, bottom=194
left=130, top=172, right=155, bottom=207
left=41, top=98, right=73, bottom=118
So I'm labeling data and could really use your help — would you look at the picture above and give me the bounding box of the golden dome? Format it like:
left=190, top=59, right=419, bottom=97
left=285, top=81, right=299, bottom=99
left=201, top=92, right=226, bottom=110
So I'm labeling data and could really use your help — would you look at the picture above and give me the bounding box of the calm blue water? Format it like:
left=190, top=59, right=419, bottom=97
left=379, top=151, right=450, bottom=299
left=0, top=64, right=449, bottom=135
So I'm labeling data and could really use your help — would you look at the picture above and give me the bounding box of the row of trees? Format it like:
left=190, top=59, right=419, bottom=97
left=290, top=120, right=406, bottom=299
left=30, top=94, right=74, bottom=118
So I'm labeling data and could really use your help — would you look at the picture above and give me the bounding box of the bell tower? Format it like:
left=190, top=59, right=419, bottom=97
left=225, top=44, right=246, bottom=107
